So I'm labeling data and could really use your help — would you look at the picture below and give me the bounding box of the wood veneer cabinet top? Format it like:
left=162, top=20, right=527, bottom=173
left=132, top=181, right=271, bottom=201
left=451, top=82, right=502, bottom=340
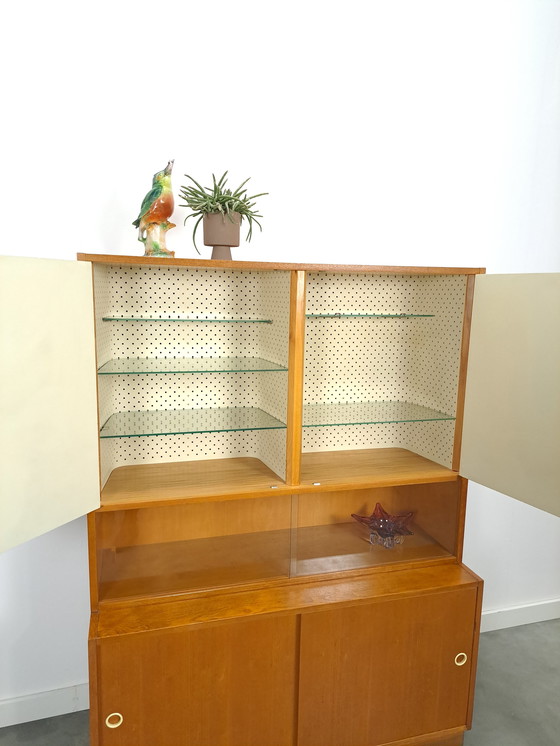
left=95, top=562, right=478, bottom=638
left=78, top=253, right=485, bottom=274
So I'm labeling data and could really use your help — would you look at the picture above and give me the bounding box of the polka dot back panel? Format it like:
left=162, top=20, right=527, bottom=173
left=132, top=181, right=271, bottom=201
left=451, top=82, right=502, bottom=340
left=303, top=273, right=467, bottom=467
left=94, top=265, right=290, bottom=485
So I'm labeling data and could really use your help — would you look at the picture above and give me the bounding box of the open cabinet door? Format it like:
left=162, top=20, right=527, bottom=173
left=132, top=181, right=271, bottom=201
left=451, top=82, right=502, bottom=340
left=0, top=256, right=100, bottom=552
left=460, top=273, right=560, bottom=517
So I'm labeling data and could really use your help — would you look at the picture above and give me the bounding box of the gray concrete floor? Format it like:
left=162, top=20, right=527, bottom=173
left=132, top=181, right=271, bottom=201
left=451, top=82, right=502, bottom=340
left=0, top=711, right=89, bottom=746
left=464, top=618, right=560, bottom=746
left=0, top=618, right=558, bottom=746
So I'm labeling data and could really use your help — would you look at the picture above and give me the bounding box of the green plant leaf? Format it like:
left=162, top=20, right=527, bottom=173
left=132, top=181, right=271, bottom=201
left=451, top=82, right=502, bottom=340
left=192, top=215, right=203, bottom=254
left=184, top=174, right=207, bottom=194
left=232, top=177, right=251, bottom=197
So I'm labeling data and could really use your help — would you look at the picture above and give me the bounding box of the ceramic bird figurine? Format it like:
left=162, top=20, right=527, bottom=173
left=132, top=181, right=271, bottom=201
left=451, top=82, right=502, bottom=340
left=133, top=160, right=176, bottom=257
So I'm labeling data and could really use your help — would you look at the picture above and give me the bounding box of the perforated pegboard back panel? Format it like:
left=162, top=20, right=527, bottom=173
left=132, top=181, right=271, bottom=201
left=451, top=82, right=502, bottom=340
left=258, top=271, right=291, bottom=369
left=302, top=421, right=457, bottom=469
left=96, top=265, right=290, bottom=360
left=95, top=265, right=290, bottom=485
left=99, top=431, right=287, bottom=488
left=303, top=274, right=467, bottom=467
left=96, top=372, right=287, bottom=424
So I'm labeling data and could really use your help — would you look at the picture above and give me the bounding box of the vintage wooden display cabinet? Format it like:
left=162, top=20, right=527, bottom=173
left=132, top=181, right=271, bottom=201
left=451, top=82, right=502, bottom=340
left=2, top=254, right=558, bottom=746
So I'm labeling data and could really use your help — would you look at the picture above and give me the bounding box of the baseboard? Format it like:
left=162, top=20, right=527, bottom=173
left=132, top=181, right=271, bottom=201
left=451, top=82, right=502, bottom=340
left=481, top=597, right=560, bottom=632
left=0, top=683, right=88, bottom=728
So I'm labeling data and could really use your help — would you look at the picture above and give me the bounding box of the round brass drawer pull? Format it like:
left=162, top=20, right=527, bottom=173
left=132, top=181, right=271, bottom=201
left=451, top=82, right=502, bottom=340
left=455, top=652, right=468, bottom=666
left=105, top=712, right=124, bottom=729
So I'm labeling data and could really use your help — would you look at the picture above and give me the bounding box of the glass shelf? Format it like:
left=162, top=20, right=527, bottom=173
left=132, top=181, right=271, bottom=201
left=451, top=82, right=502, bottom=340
left=302, top=401, right=454, bottom=427
left=102, top=316, right=272, bottom=323
left=100, top=407, right=287, bottom=438
left=306, top=313, right=434, bottom=318
left=97, top=357, right=288, bottom=375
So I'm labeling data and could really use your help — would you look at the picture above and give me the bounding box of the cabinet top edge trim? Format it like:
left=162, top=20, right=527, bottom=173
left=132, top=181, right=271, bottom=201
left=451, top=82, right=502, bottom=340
left=77, top=254, right=486, bottom=275
left=93, top=564, right=480, bottom=638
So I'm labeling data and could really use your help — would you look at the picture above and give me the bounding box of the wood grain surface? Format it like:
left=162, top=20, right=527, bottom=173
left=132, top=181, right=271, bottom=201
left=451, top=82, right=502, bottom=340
left=298, top=586, right=479, bottom=746
left=94, top=614, right=298, bottom=746
left=286, top=270, right=306, bottom=484
left=100, top=449, right=458, bottom=510
left=78, top=253, right=485, bottom=275
left=95, top=563, right=479, bottom=638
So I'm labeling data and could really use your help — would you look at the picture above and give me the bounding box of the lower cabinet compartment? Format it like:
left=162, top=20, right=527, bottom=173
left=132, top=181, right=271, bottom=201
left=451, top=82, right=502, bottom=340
left=298, top=586, right=479, bottom=746
left=93, top=615, right=298, bottom=746
left=94, top=478, right=465, bottom=605
left=90, top=566, right=481, bottom=746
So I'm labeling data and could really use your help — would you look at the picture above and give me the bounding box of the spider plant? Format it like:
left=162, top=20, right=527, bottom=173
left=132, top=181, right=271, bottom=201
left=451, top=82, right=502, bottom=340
left=179, top=171, right=268, bottom=253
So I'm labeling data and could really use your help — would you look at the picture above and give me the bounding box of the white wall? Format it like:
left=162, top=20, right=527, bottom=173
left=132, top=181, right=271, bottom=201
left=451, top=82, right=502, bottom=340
left=1, top=0, right=559, bottom=725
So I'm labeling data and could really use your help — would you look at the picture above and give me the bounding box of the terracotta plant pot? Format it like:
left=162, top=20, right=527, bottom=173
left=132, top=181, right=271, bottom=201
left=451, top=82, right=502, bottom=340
left=203, top=212, right=241, bottom=260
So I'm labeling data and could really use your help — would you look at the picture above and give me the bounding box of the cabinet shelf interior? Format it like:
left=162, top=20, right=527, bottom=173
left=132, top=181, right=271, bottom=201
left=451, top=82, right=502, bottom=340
left=99, top=407, right=287, bottom=438
left=94, top=265, right=466, bottom=483
left=97, top=357, right=288, bottom=375
left=97, top=521, right=452, bottom=604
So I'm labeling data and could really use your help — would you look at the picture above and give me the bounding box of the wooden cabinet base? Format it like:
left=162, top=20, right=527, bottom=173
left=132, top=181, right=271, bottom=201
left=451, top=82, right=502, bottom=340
left=89, top=564, right=481, bottom=746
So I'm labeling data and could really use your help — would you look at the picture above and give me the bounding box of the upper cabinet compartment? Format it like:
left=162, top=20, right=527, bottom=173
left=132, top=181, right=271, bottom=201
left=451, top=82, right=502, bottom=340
left=88, top=259, right=479, bottom=503
left=93, top=263, right=291, bottom=486
left=303, top=273, right=468, bottom=468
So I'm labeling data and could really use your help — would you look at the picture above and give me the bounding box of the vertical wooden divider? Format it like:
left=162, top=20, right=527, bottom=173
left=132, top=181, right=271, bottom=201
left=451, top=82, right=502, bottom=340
left=452, top=274, right=477, bottom=471
left=85, top=259, right=101, bottom=612
left=285, top=271, right=307, bottom=486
